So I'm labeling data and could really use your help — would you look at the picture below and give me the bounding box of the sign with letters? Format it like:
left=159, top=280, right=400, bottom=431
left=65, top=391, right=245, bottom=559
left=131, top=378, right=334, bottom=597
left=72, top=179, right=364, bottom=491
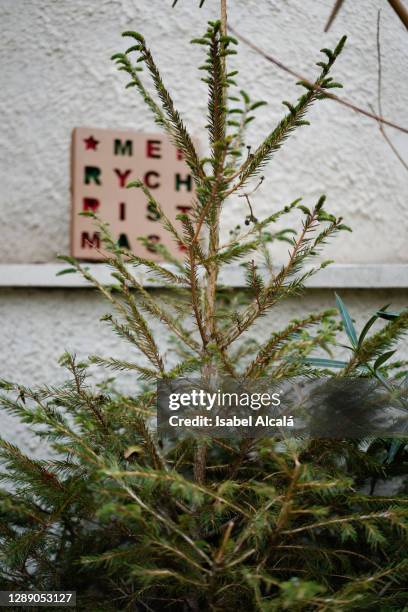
left=71, top=127, right=195, bottom=260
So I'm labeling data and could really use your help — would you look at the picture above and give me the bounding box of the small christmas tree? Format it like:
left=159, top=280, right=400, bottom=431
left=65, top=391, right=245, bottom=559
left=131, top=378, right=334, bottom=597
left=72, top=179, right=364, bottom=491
left=1, top=2, right=407, bottom=609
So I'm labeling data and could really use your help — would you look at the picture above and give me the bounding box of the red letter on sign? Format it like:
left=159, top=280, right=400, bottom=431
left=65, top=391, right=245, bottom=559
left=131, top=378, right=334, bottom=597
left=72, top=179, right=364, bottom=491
left=83, top=197, right=100, bottom=212
left=176, top=205, right=192, bottom=215
left=114, top=169, right=132, bottom=187
left=146, top=139, right=162, bottom=159
left=81, top=232, right=100, bottom=249
left=144, top=171, right=160, bottom=189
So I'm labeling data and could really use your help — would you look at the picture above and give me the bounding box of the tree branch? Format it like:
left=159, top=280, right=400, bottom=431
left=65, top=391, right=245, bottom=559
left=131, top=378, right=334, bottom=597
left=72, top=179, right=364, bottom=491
left=324, top=0, right=346, bottom=33
left=229, top=25, right=408, bottom=135
left=387, top=0, right=408, bottom=31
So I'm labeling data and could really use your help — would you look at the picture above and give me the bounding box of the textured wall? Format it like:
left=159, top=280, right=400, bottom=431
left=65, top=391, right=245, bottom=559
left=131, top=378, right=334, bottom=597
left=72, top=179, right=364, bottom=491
left=0, top=0, right=407, bottom=449
left=0, top=0, right=407, bottom=262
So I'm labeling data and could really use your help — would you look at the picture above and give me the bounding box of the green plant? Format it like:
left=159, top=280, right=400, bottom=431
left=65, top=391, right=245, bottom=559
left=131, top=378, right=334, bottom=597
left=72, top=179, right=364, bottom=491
left=1, top=4, right=407, bottom=610
left=304, top=294, right=408, bottom=466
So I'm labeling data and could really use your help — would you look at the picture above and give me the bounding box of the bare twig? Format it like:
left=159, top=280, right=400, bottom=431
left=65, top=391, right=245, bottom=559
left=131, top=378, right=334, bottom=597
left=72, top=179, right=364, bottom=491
left=374, top=11, right=408, bottom=171
left=373, top=108, right=408, bottom=170
left=229, top=25, right=408, bottom=135
left=388, top=0, right=408, bottom=31
left=324, top=0, right=346, bottom=32
left=172, top=0, right=205, bottom=6
left=376, top=12, right=384, bottom=121
left=324, top=0, right=408, bottom=32
left=221, top=0, right=227, bottom=35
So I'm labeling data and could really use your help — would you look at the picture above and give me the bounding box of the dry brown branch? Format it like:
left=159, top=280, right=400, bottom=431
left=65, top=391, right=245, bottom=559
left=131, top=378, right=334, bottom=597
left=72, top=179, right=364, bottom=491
left=324, top=0, right=408, bottom=32
left=229, top=25, right=408, bottom=135
left=388, top=0, right=408, bottom=31
left=324, top=0, right=346, bottom=32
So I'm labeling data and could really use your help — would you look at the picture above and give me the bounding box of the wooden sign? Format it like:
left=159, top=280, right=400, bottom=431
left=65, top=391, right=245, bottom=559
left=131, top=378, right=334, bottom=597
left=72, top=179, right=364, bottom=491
left=71, top=127, right=195, bottom=260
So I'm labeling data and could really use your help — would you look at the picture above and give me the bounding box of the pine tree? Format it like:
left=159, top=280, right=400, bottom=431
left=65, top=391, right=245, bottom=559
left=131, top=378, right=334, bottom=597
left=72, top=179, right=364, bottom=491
left=1, top=2, right=407, bottom=610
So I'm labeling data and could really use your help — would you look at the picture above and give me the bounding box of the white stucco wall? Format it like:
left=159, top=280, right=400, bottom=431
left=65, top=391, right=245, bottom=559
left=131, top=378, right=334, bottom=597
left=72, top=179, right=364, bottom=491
left=1, top=0, right=407, bottom=263
left=0, top=0, right=407, bottom=449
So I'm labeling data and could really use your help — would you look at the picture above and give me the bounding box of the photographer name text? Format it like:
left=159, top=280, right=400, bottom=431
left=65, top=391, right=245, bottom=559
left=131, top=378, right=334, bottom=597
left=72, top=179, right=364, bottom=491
left=168, top=414, right=294, bottom=428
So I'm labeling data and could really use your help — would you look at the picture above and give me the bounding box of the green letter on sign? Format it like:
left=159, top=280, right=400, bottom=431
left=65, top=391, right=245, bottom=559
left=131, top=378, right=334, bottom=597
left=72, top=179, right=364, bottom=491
left=118, top=233, right=130, bottom=249
left=175, top=173, right=192, bottom=192
left=84, top=166, right=101, bottom=185
left=114, top=139, right=133, bottom=156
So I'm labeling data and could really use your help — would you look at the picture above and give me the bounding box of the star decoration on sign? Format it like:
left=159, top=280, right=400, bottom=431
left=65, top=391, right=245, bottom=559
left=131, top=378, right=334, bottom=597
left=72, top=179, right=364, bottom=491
left=84, top=135, right=99, bottom=150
